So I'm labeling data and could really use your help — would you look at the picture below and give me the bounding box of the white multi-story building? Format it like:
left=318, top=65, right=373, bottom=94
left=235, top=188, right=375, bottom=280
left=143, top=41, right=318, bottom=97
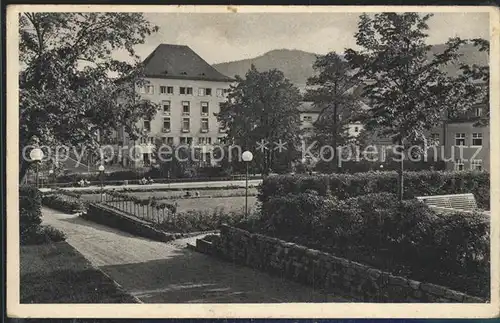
left=117, top=44, right=235, bottom=167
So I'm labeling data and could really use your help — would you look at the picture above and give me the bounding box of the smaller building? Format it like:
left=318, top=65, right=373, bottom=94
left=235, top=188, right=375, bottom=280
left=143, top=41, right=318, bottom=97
left=297, top=101, right=364, bottom=139
left=433, top=104, right=489, bottom=171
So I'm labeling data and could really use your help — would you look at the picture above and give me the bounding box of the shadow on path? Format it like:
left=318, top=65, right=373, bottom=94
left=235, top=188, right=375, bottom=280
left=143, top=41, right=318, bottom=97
left=57, top=216, right=155, bottom=242
left=99, top=247, right=348, bottom=303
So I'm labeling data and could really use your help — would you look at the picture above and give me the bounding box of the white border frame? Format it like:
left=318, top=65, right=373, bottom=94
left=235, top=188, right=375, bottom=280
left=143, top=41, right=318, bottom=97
left=6, top=5, right=500, bottom=319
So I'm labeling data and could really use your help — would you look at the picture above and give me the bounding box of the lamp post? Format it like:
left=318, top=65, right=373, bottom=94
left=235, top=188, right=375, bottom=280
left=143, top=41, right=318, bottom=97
left=29, top=148, right=44, bottom=188
left=48, top=169, right=54, bottom=187
left=98, top=165, right=105, bottom=202
left=242, top=151, right=253, bottom=218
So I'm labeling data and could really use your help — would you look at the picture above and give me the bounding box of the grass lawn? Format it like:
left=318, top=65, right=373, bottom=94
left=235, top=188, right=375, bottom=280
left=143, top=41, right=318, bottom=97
left=20, top=241, right=139, bottom=303
left=175, top=196, right=258, bottom=212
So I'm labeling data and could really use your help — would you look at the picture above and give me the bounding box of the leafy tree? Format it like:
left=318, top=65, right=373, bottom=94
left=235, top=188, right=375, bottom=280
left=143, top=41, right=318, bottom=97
left=19, top=13, right=159, bottom=181
left=451, top=38, right=490, bottom=126
left=305, top=52, right=365, bottom=171
left=345, top=13, right=488, bottom=200
left=217, top=65, right=302, bottom=175
left=153, top=138, right=208, bottom=179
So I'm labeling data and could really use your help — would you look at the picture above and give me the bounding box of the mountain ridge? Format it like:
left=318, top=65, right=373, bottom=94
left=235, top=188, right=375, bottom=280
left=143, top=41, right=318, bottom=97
left=213, top=44, right=488, bottom=91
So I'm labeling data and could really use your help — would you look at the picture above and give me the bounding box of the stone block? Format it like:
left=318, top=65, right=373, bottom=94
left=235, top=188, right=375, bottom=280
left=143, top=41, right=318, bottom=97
left=388, top=275, right=409, bottom=287
left=386, top=285, right=406, bottom=300
left=345, top=267, right=356, bottom=276
left=367, top=268, right=382, bottom=279
left=349, top=261, right=368, bottom=273
left=408, top=280, right=421, bottom=290
left=306, top=249, right=321, bottom=258
left=378, top=274, right=390, bottom=287
left=463, top=295, right=486, bottom=303
left=444, top=290, right=465, bottom=302
left=420, top=283, right=448, bottom=296
left=343, top=274, right=354, bottom=282
left=412, top=289, right=423, bottom=300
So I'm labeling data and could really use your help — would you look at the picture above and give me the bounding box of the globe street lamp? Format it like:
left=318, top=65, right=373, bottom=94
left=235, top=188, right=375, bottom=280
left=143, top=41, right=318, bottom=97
left=242, top=151, right=253, bottom=218
left=98, top=165, right=105, bottom=202
left=29, top=148, right=44, bottom=188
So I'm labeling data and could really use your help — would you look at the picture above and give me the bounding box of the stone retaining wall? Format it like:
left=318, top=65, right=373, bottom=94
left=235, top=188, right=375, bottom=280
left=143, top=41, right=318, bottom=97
left=201, top=224, right=486, bottom=303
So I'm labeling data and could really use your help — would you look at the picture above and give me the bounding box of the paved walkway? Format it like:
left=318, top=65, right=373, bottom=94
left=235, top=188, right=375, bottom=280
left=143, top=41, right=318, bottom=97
left=40, top=179, right=262, bottom=193
left=41, top=207, right=347, bottom=303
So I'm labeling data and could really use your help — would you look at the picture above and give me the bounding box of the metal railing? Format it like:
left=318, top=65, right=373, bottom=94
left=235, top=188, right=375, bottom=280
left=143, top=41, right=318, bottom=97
left=101, top=191, right=177, bottom=225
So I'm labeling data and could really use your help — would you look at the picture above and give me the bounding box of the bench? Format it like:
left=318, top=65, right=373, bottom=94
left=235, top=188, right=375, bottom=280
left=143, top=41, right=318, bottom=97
left=416, top=193, right=478, bottom=212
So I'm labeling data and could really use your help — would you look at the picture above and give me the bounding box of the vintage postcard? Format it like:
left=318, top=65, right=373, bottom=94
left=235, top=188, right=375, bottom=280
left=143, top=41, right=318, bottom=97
left=6, top=4, right=500, bottom=319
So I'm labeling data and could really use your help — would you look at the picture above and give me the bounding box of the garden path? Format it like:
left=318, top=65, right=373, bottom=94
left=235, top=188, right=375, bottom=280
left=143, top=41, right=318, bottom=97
left=41, top=207, right=348, bottom=303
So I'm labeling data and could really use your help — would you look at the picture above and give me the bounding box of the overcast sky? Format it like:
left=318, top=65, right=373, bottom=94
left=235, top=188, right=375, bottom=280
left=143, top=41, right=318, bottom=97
left=117, top=12, right=490, bottom=64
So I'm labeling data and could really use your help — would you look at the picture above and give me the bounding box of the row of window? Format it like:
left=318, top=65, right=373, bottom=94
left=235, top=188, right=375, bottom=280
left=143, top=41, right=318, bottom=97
left=454, top=133, right=483, bottom=146
left=140, top=85, right=229, bottom=97
left=143, top=118, right=225, bottom=133
left=454, top=159, right=483, bottom=171
left=161, top=100, right=212, bottom=116
left=424, top=133, right=483, bottom=147
left=139, top=136, right=227, bottom=145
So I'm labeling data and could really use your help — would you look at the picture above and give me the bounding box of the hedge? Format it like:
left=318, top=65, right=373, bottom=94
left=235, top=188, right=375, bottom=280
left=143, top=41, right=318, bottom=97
left=20, top=186, right=43, bottom=240
left=157, top=208, right=245, bottom=233
left=244, top=191, right=490, bottom=297
left=53, top=168, right=261, bottom=186
left=42, top=194, right=86, bottom=213
left=20, top=186, right=67, bottom=245
left=258, top=170, right=490, bottom=209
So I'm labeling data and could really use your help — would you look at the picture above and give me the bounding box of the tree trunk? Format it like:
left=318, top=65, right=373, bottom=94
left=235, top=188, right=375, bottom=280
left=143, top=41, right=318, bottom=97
left=333, top=102, right=339, bottom=173
left=398, top=138, right=404, bottom=201
left=19, top=159, right=30, bottom=184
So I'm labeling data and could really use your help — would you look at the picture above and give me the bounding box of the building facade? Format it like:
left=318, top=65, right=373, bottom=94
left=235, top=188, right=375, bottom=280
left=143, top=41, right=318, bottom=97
left=118, top=44, right=234, bottom=167
left=297, top=101, right=490, bottom=172
left=427, top=104, right=489, bottom=171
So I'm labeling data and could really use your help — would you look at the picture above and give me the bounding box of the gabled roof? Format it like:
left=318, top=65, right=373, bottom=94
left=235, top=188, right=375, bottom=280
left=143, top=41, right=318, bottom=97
left=142, top=44, right=235, bottom=82
left=297, top=101, right=322, bottom=113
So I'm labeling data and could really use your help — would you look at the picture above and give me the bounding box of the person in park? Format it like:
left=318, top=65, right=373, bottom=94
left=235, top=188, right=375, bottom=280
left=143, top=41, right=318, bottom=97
left=147, top=177, right=154, bottom=184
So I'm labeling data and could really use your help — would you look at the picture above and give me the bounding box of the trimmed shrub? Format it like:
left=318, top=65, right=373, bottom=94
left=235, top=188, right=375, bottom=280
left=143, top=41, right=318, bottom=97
left=20, top=186, right=67, bottom=245
left=20, top=186, right=42, bottom=241
left=157, top=208, right=245, bottom=233
left=259, top=170, right=490, bottom=209
left=316, top=159, right=446, bottom=174
left=260, top=190, right=337, bottom=235
left=21, top=225, right=67, bottom=245
left=258, top=174, right=331, bottom=203
left=432, top=211, right=490, bottom=273
left=42, top=194, right=85, bottom=213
